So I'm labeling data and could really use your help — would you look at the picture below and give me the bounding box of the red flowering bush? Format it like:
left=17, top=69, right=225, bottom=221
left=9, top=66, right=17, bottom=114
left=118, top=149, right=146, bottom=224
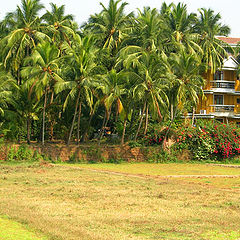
left=174, top=121, right=240, bottom=161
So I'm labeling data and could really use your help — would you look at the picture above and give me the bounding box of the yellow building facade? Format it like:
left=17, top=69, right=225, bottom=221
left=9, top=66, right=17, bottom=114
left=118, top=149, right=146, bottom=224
left=196, top=56, right=240, bottom=123
left=192, top=37, right=240, bottom=124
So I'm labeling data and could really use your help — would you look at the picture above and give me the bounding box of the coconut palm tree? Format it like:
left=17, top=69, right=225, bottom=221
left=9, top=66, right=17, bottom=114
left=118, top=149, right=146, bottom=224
left=0, top=65, right=18, bottom=116
left=131, top=53, right=169, bottom=141
left=95, top=69, right=128, bottom=141
left=195, top=8, right=231, bottom=73
left=161, top=50, right=204, bottom=137
left=160, top=2, right=201, bottom=55
left=55, top=34, right=96, bottom=145
left=0, top=0, right=49, bottom=85
left=12, top=84, right=40, bottom=144
left=21, top=41, right=63, bottom=145
left=84, top=0, right=133, bottom=51
left=42, top=3, right=76, bottom=48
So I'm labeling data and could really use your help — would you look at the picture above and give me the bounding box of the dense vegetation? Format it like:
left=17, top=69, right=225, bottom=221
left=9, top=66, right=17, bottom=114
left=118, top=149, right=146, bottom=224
left=0, top=0, right=235, bottom=147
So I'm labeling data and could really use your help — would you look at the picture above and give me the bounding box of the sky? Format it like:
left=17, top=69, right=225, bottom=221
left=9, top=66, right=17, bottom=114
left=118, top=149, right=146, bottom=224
left=1, top=0, right=240, bottom=37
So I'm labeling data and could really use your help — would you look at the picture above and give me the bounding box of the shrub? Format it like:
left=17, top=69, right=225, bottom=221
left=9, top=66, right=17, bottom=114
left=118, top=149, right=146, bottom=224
left=174, top=121, right=240, bottom=161
left=6, top=145, right=43, bottom=162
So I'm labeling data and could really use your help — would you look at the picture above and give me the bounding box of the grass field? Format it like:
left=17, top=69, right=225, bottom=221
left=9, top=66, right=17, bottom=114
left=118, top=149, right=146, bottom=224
left=0, top=163, right=240, bottom=240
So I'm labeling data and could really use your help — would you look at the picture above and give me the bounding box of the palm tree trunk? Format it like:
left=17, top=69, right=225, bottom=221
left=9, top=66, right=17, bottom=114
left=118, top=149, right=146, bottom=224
left=144, top=105, right=149, bottom=135
left=98, top=110, right=107, bottom=140
left=42, top=91, right=48, bottom=146
left=171, top=103, right=174, bottom=121
left=67, top=90, right=81, bottom=146
left=134, top=100, right=146, bottom=141
left=27, top=116, right=31, bottom=145
left=121, top=118, right=127, bottom=145
left=99, top=108, right=111, bottom=144
left=49, top=91, right=55, bottom=140
left=77, top=101, right=82, bottom=145
left=192, top=107, right=195, bottom=126
left=82, top=112, right=94, bottom=142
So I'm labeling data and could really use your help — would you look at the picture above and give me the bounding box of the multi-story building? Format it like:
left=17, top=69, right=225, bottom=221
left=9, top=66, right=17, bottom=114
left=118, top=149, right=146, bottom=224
left=194, top=37, right=240, bottom=124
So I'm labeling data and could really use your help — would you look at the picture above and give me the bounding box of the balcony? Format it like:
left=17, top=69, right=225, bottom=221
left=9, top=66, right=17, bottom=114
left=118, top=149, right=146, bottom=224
left=212, top=105, right=235, bottom=112
left=210, top=81, right=235, bottom=89
left=209, top=105, right=235, bottom=117
left=209, top=81, right=235, bottom=94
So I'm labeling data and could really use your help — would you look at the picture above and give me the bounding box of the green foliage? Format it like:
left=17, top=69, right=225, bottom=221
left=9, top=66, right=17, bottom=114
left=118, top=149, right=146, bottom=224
left=6, top=145, right=43, bottom=162
left=128, top=141, right=142, bottom=148
left=0, top=0, right=233, bottom=147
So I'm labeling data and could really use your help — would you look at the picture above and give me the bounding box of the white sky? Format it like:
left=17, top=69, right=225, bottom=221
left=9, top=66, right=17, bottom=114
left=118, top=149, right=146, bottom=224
left=1, top=0, right=240, bottom=37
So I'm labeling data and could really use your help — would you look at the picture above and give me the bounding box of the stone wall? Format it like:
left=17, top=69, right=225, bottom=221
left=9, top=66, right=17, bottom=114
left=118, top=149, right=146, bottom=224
left=0, top=143, right=155, bottom=162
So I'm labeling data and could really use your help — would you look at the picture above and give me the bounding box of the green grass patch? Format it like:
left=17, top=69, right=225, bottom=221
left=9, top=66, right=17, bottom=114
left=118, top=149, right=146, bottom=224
left=63, top=163, right=240, bottom=176
left=0, top=216, right=47, bottom=240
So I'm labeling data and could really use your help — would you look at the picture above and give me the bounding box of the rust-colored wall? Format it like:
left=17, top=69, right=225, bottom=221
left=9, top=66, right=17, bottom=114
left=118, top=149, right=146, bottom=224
left=0, top=143, right=169, bottom=162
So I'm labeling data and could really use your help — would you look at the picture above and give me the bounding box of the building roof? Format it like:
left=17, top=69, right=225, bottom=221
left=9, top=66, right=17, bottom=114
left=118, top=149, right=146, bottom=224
left=216, top=36, right=240, bottom=45
left=222, top=56, right=239, bottom=70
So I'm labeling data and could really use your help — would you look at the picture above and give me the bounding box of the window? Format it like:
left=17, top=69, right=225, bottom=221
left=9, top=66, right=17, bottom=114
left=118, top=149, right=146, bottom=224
left=214, top=71, right=223, bottom=80
left=214, top=95, right=223, bottom=105
left=237, top=98, right=240, bottom=104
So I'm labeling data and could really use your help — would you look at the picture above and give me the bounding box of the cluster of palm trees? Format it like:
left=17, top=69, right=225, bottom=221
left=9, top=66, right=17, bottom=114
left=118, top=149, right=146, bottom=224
left=0, top=0, right=232, bottom=145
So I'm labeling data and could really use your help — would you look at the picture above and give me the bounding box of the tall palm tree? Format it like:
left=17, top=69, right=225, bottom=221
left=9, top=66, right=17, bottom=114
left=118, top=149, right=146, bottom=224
left=12, top=84, right=40, bottom=144
left=21, top=41, right=63, bottom=145
left=0, top=65, right=18, bottom=116
left=160, top=2, right=201, bottom=55
left=55, top=34, right=96, bottom=145
left=0, top=0, right=49, bottom=85
left=95, top=69, right=127, bottom=141
left=161, top=50, right=204, bottom=137
left=84, top=0, right=133, bottom=51
left=42, top=3, right=76, bottom=48
left=195, top=8, right=231, bottom=73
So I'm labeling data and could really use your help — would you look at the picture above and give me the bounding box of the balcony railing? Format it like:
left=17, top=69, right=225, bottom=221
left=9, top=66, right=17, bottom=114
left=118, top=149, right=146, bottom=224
left=211, top=105, right=235, bottom=112
left=210, top=81, right=235, bottom=89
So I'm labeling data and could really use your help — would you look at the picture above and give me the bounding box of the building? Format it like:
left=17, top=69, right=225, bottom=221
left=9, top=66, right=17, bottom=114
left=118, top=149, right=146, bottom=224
left=194, top=37, right=240, bottom=124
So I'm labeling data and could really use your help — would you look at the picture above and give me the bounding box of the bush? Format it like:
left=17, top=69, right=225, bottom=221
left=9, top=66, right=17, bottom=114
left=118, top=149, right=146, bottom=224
left=174, top=121, right=240, bottom=161
left=6, top=145, right=43, bottom=162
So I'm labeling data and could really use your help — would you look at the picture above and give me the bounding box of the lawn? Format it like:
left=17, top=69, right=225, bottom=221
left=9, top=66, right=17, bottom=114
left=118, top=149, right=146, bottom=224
left=0, top=163, right=240, bottom=240
left=68, top=162, right=240, bottom=176
left=0, top=216, right=47, bottom=240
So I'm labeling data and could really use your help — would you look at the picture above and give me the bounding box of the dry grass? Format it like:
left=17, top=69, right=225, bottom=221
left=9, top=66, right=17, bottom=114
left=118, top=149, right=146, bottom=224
left=0, top=163, right=240, bottom=240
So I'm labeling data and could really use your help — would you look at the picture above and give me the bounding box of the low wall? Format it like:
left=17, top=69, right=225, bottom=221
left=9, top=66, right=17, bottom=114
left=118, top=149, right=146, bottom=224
left=0, top=143, right=156, bottom=162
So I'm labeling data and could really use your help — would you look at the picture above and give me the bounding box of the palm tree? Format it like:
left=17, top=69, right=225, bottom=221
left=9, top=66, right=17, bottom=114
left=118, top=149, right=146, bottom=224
left=21, top=41, right=63, bottom=145
left=42, top=3, right=76, bottom=48
left=12, top=84, right=40, bottom=144
left=161, top=50, right=204, bottom=138
left=160, top=2, right=201, bottom=55
left=95, top=69, right=127, bottom=142
left=195, top=8, right=231, bottom=73
left=55, top=34, right=96, bottom=145
left=0, top=0, right=49, bottom=85
left=131, top=54, right=169, bottom=140
left=84, top=0, right=133, bottom=51
left=0, top=65, right=18, bottom=116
